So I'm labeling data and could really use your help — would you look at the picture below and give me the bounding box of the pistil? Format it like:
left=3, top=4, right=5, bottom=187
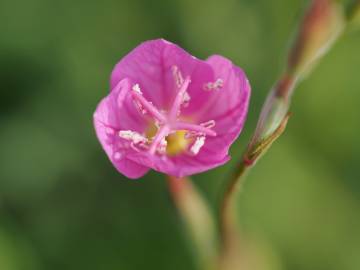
left=118, top=66, right=218, bottom=156
left=168, top=76, right=191, bottom=120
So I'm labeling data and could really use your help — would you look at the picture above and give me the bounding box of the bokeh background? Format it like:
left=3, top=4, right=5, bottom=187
left=1, top=0, right=359, bottom=269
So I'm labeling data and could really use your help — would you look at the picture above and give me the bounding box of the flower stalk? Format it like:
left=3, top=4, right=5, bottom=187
left=167, top=176, right=218, bottom=270
left=220, top=0, right=348, bottom=266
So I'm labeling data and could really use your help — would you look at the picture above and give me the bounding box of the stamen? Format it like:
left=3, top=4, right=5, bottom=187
left=200, top=120, right=216, bottom=129
left=130, top=143, right=142, bottom=152
left=184, top=132, right=197, bottom=139
left=203, top=78, right=223, bottom=91
left=169, top=77, right=191, bottom=120
left=148, top=125, right=170, bottom=154
left=190, top=136, right=206, bottom=155
left=122, top=69, right=219, bottom=157
left=157, top=137, right=168, bottom=154
left=118, top=130, right=148, bottom=144
left=131, top=84, right=167, bottom=123
left=172, top=66, right=184, bottom=88
left=132, top=84, right=142, bottom=94
left=182, top=91, right=191, bottom=107
left=173, top=122, right=217, bottom=137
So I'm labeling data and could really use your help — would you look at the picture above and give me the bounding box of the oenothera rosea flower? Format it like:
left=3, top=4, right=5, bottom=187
left=94, top=39, right=250, bottom=179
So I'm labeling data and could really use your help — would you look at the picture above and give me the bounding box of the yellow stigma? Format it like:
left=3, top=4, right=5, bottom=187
left=166, top=130, right=189, bottom=156
left=146, top=123, right=190, bottom=156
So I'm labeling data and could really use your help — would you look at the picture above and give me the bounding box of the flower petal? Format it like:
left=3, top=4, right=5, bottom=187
left=110, top=39, right=214, bottom=110
left=195, top=55, right=251, bottom=158
left=94, top=78, right=150, bottom=179
left=126, top=151, right=230, bottom=178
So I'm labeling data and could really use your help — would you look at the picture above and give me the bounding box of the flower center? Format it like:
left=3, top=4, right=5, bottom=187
left=166, top=130, right=189, bottom=156
left=146, top=123, right=190, bottom=156
left=117, top=66, right=221, bottom=156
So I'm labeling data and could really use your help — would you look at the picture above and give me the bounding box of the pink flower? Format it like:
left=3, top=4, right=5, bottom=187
left=94, top=39, right=251, bottom=179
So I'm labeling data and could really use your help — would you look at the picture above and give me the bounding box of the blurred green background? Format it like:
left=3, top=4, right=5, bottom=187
left=0, top=0, right=359, bottom=269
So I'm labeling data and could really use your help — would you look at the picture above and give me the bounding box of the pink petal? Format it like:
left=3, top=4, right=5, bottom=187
left=195, top=55, right=251, bottom=158
left=127, top=151, right=230, bottom=178
left=110, top=39, right=214, bottom=110
left=94, top=78, right=150, bottom=179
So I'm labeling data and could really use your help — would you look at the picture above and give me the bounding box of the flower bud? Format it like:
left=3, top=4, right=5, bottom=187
left=245, top=75, right=293, bottom=165
left=288, top=0, right=345, bottom=78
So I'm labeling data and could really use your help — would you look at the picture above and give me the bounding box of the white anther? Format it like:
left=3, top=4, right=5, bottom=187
left=131, top=84, right=148, bottom=114
left=157, top=137, right=168, bottom=154
left=172, top=66, right=184, bottom=88
left=132, top=84, right=142, bottom=94
left=182, top=91, right=191, bottom=107
left=134, top=141, right=149, bottom=152
left=190, top=136, right=206, bottom=155
left=215, top=79, right=224, bottom=88
left=200, top=120, right=216, bottom=129
left=203, top=79, right=223, bottom=91
left=184, top=120, right=215, bottom=139
left=118, top=130, right=148, bottom=144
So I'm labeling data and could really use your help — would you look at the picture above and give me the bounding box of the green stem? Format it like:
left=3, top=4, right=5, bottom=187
left=167, top=176, right=217, bottom=270
left=220, top=161, right=249, bottom=254
left=219, top=0, right=350, bottom=267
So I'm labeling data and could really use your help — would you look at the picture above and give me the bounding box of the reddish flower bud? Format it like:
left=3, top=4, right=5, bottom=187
left=288, top=0, right=345, bottom=77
